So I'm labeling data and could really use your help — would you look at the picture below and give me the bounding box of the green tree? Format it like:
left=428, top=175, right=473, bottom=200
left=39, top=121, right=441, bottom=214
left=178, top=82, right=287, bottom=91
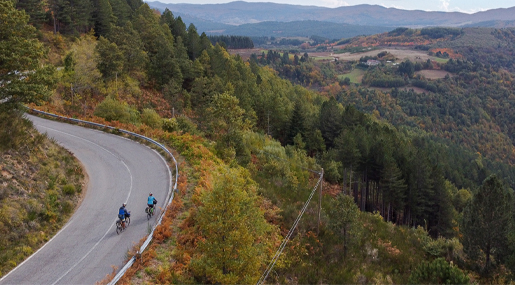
left=205, top=92, right=250, bottom=161
left=0, top=0, right=54, bottom=112
left=16, top=0, right=46, bottom=27
left=334, top=131, right=361, bottom=195
left=46, top=0, right=93, bottom=34
left=199, top=32, right=213, bottom=51
left=95, top=36, right=124, bottom=80
left=319, top=97, right=342, bottom=148
left=133, top=4, right=181, bottom=87
left=66, top=32, right=102, bottom=111
left=462, top=175, right=513, bottom=273
left=186, top=23, right=201, bottom=60
left=327, top=193, right=361, bottom=259
left=379, top=156, right=406, bottom=223
left=92, top=0, right=115, bottom=37
left=287, top=100, right=308, bottom=146
left=125, top=0, right=143, bottom=11
left=398, top=60, right=415, bottom=78
left=305, top=129, right=326, bottom=157
left=191, top=168, right=274, bottom=284
left=109, top=0, right=131, bottom=25
left=107, top=23, right=148, bottom=75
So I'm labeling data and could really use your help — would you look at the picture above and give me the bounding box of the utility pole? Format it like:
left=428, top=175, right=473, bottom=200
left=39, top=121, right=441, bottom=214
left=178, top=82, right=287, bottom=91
left=115, top=72, right=118, bottom=98
left=267, top=111, right=270, bottom=136
left=317, top=168, right=324, bottom=235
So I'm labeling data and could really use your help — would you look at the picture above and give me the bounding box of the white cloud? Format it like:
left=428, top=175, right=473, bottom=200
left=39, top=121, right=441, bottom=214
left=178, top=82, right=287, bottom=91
left=448, top=6, right=486, bottom=14
left=380, top=2, right=407, bottom=10
left=439, top=0, right=450, bottom=11
left=320, top=0, right=349, bottom=8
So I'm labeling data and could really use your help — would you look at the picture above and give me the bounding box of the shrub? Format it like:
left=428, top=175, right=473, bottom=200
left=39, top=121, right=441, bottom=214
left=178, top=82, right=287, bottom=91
left=61, top=200, right=74, bottom=214
left=323, top=160, right=342, bottom=184
left=408, top=258, right=469, bottom=284
left=62, top=184, right=76, bottom=195
left=176, top=116, right=201, bottom=135
left=94, top=96, right=140, bottom=124
left=141, top=108, right=163, bottom=129
left=162, top=118, right=179, bottom=133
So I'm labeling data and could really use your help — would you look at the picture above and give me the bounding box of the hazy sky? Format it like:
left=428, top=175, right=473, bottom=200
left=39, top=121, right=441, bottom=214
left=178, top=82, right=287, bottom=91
left=152, top=0, right=515, bottom=13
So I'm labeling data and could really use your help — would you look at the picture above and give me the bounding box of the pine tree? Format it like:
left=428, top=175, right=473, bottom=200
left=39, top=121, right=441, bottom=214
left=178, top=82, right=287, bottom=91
left=186, top=23, right=201, bottom=60
left=125, top=0, right=143, bottom=11
left=462, top=175, right=512, bottom=273
left=199, top=32, right=213, bottom=51
left=287, top=100, right=307, bottom=145
left=0, top=0, right=53, bottom=111
left=0, top=1, right=55, bottom=149
left=70, top=0, right=94, bottom=34
left=48, top=0, right=71, bottom=33
left=327, top=193, right=361, bottom=260
left=107, top=23, right=148, bottom=75
left=379, top=156, right=406, bottom=222
left=334, top=131, right=361, bottom=196
left=171, top=15, right=187, bottom=42
left=16, top=0, right=46, bottom=27
left=95, top=36, right=124, bottom=80
left=92, top=0, right=116, bottom=37
left=319, top=97, right=343, bottom=148
left=109, top=0, right=131, bottom=25
left=133, top=4, right=181, bottom=87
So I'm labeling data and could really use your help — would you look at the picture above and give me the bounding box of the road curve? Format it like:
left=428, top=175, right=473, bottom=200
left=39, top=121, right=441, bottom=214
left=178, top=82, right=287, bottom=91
left=0, top=114, right=171, bottom=285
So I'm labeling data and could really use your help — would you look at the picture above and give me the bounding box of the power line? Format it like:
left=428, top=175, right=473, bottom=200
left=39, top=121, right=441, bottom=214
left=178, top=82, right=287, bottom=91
left=256, top=173, right=323, bottom=285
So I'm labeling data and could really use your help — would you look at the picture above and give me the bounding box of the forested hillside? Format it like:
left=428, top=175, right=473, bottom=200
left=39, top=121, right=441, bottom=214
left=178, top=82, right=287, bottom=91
left=5, top=0, right=515, bottom=283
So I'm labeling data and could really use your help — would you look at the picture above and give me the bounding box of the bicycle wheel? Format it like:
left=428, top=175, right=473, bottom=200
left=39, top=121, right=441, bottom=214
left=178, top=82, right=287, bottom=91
left=125, top=216, right=130, bottom=226
left=147, top=209, right=152, bottom=220
left=116, top=221, right=121, bottom=235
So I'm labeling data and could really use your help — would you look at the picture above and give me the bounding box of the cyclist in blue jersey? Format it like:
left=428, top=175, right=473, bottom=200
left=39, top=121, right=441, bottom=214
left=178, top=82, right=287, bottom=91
left=118, top=203, right=129, bottom=229
left=147, top=193, right=157, bottom=216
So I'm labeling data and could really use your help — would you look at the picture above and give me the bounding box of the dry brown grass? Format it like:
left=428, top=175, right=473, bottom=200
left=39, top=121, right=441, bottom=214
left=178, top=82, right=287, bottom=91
left=416, top=70, right=452, bottom=80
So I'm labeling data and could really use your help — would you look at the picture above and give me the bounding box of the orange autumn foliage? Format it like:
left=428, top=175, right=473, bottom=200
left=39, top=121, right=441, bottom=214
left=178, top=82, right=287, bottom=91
left=430, top=48, right=463, bottom=59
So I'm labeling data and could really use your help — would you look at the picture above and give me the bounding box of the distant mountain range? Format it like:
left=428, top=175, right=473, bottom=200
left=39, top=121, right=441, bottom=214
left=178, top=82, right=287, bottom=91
left=146, top=1, right=515, bottom=38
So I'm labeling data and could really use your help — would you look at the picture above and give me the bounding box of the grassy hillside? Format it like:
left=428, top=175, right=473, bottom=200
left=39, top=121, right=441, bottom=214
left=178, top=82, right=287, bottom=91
left=0, top=116, right=84, bottom=277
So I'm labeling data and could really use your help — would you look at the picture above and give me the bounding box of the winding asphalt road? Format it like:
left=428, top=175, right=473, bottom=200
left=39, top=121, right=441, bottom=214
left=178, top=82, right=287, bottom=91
left=0, top=114, right=171, bottom=285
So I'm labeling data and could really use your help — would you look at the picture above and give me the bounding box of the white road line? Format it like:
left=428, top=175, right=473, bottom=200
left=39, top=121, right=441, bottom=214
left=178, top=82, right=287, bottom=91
left=0, top=124, right=134, bottom=284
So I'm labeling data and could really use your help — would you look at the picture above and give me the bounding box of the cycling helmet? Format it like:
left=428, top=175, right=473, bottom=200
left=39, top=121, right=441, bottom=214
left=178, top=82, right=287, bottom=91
left=123, top=203, right=127, bottom=207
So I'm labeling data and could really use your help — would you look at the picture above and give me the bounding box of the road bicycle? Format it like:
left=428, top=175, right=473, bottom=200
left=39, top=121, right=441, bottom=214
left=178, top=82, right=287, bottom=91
left=145, top=206, right=155, bottom=220
left=116, top=212, right=131, bottom=235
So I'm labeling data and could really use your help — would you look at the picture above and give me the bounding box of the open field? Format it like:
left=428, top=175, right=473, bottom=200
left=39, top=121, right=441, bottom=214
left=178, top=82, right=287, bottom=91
left=416, top=69, right=452, bottom=79
left=432, top=57, right=449, bottom=63
left=311, top=48, right=443, bottom=63
left=228, top=48, right=262, bottom=60
left=313, top=56, right=334, bottom=61
left=338, top=69, right=365, bottom=84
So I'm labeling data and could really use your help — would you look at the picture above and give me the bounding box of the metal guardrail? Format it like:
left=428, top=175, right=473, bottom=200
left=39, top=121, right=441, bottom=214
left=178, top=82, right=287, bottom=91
left=29, top=109, right=179, bottom=284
